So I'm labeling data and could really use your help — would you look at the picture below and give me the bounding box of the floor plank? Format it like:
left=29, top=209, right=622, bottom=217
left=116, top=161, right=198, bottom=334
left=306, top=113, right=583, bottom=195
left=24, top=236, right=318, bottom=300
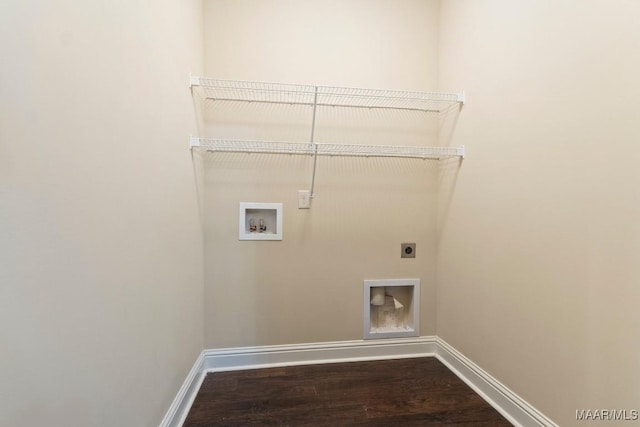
left=183, top=357, right=513, bottom=426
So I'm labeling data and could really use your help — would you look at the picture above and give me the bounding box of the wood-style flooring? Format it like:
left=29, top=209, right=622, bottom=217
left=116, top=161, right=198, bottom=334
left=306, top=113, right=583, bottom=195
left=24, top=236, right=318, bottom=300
left=183, top=357, right=513, bottom=426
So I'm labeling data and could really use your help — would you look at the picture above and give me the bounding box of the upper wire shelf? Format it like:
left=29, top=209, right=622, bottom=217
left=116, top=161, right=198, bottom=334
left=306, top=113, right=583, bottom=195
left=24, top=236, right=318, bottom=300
left=190, top=76, right=464, bottom=113
left=190, top=137, right=464, bottom=160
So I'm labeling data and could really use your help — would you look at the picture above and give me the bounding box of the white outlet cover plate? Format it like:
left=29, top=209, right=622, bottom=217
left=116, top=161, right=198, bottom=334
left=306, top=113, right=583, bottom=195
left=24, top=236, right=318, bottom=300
left=298, top=190, right=311, bottom=209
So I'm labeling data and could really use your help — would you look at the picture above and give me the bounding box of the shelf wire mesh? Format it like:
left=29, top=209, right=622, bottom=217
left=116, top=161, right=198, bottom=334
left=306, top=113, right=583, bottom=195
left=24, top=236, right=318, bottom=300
left=195, top=138, right=461, bottom=159
left=193, top=77, right=462, bottom=113
left=197, top=138, right=315, bottom=156
left=195, top=77, right=316, bottom=105
left=191, top=77, right=463, bottom=159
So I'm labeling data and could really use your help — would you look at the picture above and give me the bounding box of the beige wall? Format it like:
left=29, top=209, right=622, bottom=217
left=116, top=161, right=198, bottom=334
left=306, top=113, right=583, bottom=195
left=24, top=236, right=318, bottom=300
left=201, top=0, right=444, bottom=347
left=437, top=1, right=640, bottom=426
left=0, top=1, right=204, bottom=426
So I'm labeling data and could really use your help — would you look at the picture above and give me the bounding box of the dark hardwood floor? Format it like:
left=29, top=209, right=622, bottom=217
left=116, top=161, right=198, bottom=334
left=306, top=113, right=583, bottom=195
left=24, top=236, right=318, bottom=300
left=183, top=357, right=513, bottom=426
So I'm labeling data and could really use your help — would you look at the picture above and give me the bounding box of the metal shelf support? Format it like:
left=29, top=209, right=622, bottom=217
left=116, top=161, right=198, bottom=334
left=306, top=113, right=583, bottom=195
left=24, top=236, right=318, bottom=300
left=309, top=86, right=319, bottom=199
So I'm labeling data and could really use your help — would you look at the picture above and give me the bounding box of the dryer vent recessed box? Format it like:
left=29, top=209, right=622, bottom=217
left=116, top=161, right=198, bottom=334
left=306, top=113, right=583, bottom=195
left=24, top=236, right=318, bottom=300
left=363, top=278, right=420, bottom=339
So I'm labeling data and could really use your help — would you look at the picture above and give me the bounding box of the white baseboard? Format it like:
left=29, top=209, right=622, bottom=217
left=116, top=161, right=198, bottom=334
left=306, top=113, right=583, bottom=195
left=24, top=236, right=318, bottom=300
left=158, top=352, right=206, bottom=427
left=434, top=338, right=558, bottom=427
left=160, top=336, right=557, bottom=427
left=202, top=336, right=437, bottom=372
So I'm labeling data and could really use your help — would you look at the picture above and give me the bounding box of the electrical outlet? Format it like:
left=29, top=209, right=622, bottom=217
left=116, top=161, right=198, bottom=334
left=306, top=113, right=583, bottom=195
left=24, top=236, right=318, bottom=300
left=401, top=243, right=416, bottom=258
left=298, top=190, right=311, bottom=209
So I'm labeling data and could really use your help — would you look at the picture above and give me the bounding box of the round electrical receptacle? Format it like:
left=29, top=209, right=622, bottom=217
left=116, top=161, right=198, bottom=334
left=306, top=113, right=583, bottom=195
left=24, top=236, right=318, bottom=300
left=401, top=243, right=416, bottom=258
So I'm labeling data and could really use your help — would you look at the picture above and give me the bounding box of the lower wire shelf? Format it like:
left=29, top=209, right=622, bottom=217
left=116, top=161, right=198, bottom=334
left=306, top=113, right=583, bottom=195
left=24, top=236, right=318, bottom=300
left=190, top=137, right=464, bottom=160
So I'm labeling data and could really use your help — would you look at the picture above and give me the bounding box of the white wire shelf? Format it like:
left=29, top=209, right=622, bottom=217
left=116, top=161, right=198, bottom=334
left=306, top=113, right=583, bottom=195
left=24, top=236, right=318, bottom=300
left=190, top=137, right=464, bottom=160
left=190, top=76, right=464, bottom=113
